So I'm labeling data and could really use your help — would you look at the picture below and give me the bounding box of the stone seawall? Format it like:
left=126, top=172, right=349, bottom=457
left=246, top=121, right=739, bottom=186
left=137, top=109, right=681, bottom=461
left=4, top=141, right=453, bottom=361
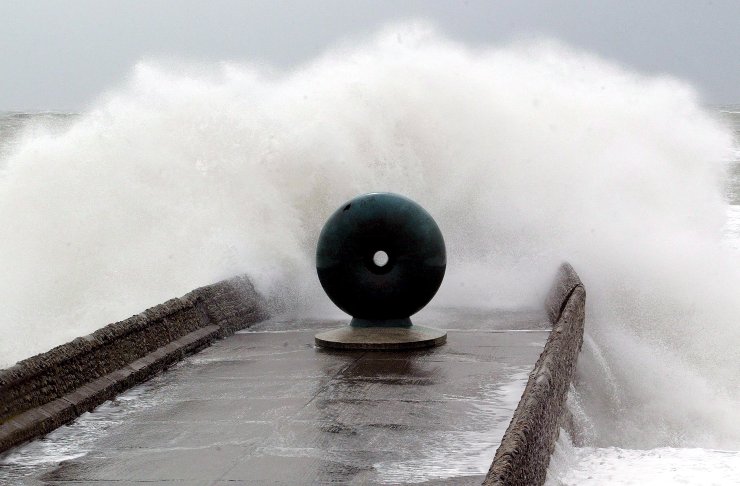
left=0, top=275, right=267, bottom=454
left=484, top=263, right=586, bottom=486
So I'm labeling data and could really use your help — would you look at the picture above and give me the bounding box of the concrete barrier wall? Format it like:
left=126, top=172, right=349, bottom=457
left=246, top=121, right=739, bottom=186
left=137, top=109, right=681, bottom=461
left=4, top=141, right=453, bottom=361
left=0, top=275, right=267, bottom=454
left=484, top=263, right=586, bottom=486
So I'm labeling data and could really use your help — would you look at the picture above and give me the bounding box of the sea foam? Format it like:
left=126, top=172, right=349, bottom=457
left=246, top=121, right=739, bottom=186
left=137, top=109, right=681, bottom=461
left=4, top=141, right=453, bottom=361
left=0, top=23, right=737, bottom=449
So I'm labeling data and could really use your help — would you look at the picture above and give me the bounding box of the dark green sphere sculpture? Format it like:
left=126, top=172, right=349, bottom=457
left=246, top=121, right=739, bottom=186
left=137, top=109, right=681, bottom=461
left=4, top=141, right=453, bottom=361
left=315, top=193, right=447, bottom=349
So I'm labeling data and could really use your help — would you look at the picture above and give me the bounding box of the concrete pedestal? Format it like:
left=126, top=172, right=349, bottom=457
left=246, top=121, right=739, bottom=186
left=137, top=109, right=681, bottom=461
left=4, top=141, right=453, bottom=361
left=315, top=325, right=447, bottom=350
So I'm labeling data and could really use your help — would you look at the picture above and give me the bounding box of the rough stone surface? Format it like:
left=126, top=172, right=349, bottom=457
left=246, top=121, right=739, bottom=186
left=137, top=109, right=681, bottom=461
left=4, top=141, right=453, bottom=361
left=544, top=262, right=583, bottom=324
left=484, top=262, right=586, bottom=486
left=0, top=276, right=267, bottom=453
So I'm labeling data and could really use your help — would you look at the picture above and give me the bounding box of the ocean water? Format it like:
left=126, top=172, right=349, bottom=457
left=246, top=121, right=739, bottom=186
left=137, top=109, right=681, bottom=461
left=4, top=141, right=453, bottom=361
left=554, top=107, right=739, bottom=485
left=1, top=25, right=739, bottom=483
left=543, top=105, right=740, bottom=485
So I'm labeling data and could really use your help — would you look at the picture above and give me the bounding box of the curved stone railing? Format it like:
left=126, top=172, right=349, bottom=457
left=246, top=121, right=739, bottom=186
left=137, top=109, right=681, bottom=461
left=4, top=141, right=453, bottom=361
left=0, top=275, right=267, bottom=454
left=484, top=263, right=586, bottom=486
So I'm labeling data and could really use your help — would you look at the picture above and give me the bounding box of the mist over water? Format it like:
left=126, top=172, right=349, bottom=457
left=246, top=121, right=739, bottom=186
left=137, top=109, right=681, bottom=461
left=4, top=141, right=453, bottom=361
left=1, top=25, right=738, bottom=452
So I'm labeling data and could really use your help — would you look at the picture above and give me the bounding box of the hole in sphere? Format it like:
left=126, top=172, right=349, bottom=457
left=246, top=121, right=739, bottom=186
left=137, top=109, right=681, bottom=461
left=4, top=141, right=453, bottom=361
left=373, top=250, right=389, bottom=267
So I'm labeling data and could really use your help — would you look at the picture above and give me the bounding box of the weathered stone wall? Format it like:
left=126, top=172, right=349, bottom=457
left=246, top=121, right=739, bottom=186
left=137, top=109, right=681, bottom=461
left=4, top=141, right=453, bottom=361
left=544, top=262, right=583, bottom=325
left=0, top=275, right=267, bottom=453
left=484, top=263, right=586, bottom=486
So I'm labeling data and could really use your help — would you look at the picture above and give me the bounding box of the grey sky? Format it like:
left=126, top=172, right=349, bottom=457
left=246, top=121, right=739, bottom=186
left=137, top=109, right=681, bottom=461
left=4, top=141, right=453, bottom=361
left=1, top=0, right=738, bottom=111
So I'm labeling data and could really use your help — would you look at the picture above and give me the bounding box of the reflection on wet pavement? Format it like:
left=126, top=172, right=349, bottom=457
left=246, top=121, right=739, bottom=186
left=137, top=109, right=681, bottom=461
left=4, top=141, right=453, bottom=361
left=0, top=307, right=548, bottom=484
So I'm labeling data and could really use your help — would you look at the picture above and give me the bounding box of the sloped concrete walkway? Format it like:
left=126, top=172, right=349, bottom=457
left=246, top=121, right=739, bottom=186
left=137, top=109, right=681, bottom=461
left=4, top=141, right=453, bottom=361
left=0, top=308, right=549, bottom=485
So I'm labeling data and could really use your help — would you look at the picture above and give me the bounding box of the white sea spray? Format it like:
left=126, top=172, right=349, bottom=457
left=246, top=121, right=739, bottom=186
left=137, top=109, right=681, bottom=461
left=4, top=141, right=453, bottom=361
left=0, top=24, right=737, bottom=451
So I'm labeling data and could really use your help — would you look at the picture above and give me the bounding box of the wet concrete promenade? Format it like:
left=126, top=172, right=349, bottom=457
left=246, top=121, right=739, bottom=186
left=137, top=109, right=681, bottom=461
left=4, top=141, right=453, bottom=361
left=0, top=308, right=549, bottom=485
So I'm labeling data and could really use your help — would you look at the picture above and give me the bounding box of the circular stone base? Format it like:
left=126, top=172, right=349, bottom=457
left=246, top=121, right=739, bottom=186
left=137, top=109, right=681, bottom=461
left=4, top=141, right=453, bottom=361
left=315, top=325, right=447, bottom=350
